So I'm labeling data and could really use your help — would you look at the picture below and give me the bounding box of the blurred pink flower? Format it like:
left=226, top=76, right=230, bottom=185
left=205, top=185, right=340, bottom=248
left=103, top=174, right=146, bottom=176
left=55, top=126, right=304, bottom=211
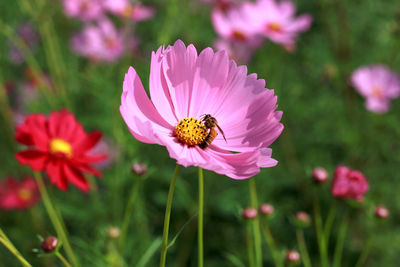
left=212, top=4, right=263, bottom=47
left=63, top=0, right=104, bottom=21
left=331, top=165, right=369, bottom=199
left=350, top=64, right=400, bottom=114
left=214, top=38, right=253, bottom=64
left=0, top=177, right=40, bottom=210
left=120, top=40, right=283, bottom=179
left=104, top=0, right=155, bottom=21
left=89, top=138, right=120, bottom=169
left=70, top=19, right=125, bottom=62
left=244, top=0, right=312, bottom=51
left=201, top=0, right=240, bottom=11
left=9, top=22, right=39, bottom=64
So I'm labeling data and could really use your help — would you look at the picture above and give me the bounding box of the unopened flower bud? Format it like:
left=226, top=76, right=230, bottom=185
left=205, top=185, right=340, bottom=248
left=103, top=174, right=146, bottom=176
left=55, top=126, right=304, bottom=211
left=242, top=207, right=258, bottom=220
left=259, top=203, right=274, bottom=216
left=312, top=167, right=329, bottom=183
left=107, top=226, right=121, bottom=238
left=375, top=205, right=389, bottom=219
left=286, top=250, right=300, bottom=263
left=131, top=162, right=147, bottom=176
left=294, top=211, right=311, bottom=228
left=41, top=236, right=58, bottom=252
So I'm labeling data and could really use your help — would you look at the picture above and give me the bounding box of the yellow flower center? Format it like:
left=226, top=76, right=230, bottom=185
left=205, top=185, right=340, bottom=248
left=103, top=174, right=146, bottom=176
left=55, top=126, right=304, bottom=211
left=268, top=23, right=282, bottom=32
left=174, top=118, right=208, bottom=146
left=18, top=188, right=32, bottom=201
left=50, top=138, right=72, bottom=158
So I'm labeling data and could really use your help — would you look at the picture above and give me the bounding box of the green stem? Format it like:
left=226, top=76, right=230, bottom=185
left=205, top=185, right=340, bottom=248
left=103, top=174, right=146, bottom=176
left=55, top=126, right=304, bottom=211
left=249, top=179, right=262, bottom=267
left=198, top=167, right=204, bottom=267
left=56, top=252, right=72, bottom=267
left=119, top=177, right=141, bottom=251
left=0, top=75, right=16, bottom=151
left=33, top=172, right=80, bottom=267
left=0, top=229, right=32, bottom=267
left=324, top=202, right=337, bottom=247
left=246, top=222, right=255, bottom=267
left=296, top=229, right=312, bottom=267
left=354, top=236, right=373, bottom=267
left=261, top=223, right=283, bottom=267
left=332, top=213, right=348, bottom=267
left=159, top=165, right=180, bottom=267
left=313, top=191, right=329, bottom=267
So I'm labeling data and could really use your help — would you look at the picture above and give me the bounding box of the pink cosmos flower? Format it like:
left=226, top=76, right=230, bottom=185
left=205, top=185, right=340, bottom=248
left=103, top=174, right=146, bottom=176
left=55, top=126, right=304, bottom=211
left=214, top=38, right=253, bottom=64
left=63, top=0, right=104, bottom=21
left=331, top=165, right=369, bottom=200
left=120, top=40, right=283, bottom=179
left=70, top=19, right=125, bottom=63
left=212, top=4, right=263, bottom=48
left=104, top=0, right=155, bottom=21
left=350, top=64, right=400, bottom=113
left=244, top=0, right=312, bottom=51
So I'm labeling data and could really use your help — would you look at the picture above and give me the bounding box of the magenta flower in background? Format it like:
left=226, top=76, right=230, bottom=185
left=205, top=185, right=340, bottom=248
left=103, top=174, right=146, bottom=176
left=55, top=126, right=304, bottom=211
left=212, top=4, right=263, bottom=48
left=120, top=40, right=283, bottom=179
left=0, top=177, right=40, bottom=210
left=70, top=19, right=125, bottom=63
left=350, top=64, right=400, bottom=114
left=244, top=0, right=312, bottom=51
left=331, top=165, right=369, bottom=200
left=9, top=22, right=39, bottom=64
left=63, top=0, right=104, bottom=21
left=201, top=0, right=240, bottom=11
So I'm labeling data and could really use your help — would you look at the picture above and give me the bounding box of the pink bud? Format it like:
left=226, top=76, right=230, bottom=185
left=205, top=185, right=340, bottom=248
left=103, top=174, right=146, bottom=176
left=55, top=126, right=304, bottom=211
left=242, top=207, right=258, bottom=220
left=375, top=205, right=389, bottom=219
left=286, top=250, right=300, bottom=262
left=312, top=167, right=329, bottom=183
left=131, top=162, right=147, bottom=176
left=259, top=203, right=274, bottom=216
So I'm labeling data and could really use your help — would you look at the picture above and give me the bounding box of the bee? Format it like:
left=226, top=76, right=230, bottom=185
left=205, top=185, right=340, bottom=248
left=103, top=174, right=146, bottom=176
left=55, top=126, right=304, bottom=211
left=199, top=114, right=227, bottom=149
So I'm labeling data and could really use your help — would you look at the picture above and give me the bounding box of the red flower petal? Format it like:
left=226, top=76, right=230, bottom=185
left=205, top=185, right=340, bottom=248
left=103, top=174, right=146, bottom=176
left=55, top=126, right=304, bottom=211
left=15, top=150, right=48, bottom=171
left=46, top=159, right=68, bottom=191
left=74, top=131, right=103, bottom=154
left=63, top=163, right=90, bottom=193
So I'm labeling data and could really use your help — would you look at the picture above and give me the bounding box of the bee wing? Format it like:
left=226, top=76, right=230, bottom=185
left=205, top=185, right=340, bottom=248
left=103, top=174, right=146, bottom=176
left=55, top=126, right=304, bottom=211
left=216, top=125, right=227, bottom=143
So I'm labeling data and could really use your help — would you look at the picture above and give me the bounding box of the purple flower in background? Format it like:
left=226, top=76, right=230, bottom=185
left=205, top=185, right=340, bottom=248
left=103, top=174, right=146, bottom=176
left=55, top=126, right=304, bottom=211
left=244, top=0, right=312, bottom=51
left=9, top=22, right=39, bottom=64
left=70, top=19, right=125, bottom=63
left=63, top=0, right=104, bottom=21
left=350, top=64, right=400, bottom=113
left=214, top=38, right=253, bottom=64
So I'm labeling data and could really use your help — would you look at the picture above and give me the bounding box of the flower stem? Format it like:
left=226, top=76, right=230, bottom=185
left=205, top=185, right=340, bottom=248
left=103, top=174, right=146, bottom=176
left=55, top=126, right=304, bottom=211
left=198, top=167, right=204, bottom=267
left=354, top=236, right=373, bottom=267
left=261, top=223, right=283, bottom=267
left=324, top=202, right=337, bottom=247
left=246, top=222, right=255, bottom=267
left=296, top=229, right=312, bottom=267
left=33, top=172, right=80, bottom=267
left=313, top=191, right=329, bottom=267
left=119, top=177, right=141, bottom=251
left=0, top=229, right=32, bottom=267
left=56, top=252, right=72, bottom=267
left=0, top=74, right=16, bottom=152
left=249, top=178, right=262, bottom=267
left=159, top=164, right=180, bottom=267
left=332, top=213, right=348, bottom=267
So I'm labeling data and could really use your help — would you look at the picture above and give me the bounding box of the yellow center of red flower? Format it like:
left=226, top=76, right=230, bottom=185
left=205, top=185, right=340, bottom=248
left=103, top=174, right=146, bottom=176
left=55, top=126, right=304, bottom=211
left=18, top=188, right=32, bottom=201
left=50, top=138, right=73, bottom=158
left=174, top=118, right=208, bottom=146
left=268, top=23, right=282, bottom=32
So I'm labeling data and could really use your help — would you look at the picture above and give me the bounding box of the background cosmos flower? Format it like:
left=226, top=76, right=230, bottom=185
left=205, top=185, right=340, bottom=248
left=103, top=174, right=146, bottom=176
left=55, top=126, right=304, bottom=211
left=0, top=177, right=40, bottom=210
left=15, top=110, right=107, bottom=192
left=350, top=64, right=400, bottom=114
left=120, top=40, right=283, bottom=179
left=331, top=165, right=369, bottom=199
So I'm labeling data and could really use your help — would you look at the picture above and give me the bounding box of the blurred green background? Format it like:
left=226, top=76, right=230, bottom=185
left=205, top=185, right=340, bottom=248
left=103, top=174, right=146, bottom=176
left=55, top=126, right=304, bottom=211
left=1, top=0, right=400, bottom=266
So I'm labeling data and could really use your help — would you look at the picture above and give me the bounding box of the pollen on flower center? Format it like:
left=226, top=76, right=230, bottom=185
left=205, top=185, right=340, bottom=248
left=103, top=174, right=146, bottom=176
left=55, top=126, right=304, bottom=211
left=18, top=188, right=32, bottom=200
left=371, top=86, right=383, bottom=99
left=268, top=23, right=282, bottom=32
left=50, top=138, right=72, bottom=157
left=174, top=118, right=208, bottom=146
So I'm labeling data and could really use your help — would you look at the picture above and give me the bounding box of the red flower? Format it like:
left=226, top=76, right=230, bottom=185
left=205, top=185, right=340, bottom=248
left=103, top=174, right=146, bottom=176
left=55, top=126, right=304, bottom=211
left=331, top=165, right=369, bottom=199
left=0, top=177, right=40, bottom=210
left=15, top=110, right=107, bottom=192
